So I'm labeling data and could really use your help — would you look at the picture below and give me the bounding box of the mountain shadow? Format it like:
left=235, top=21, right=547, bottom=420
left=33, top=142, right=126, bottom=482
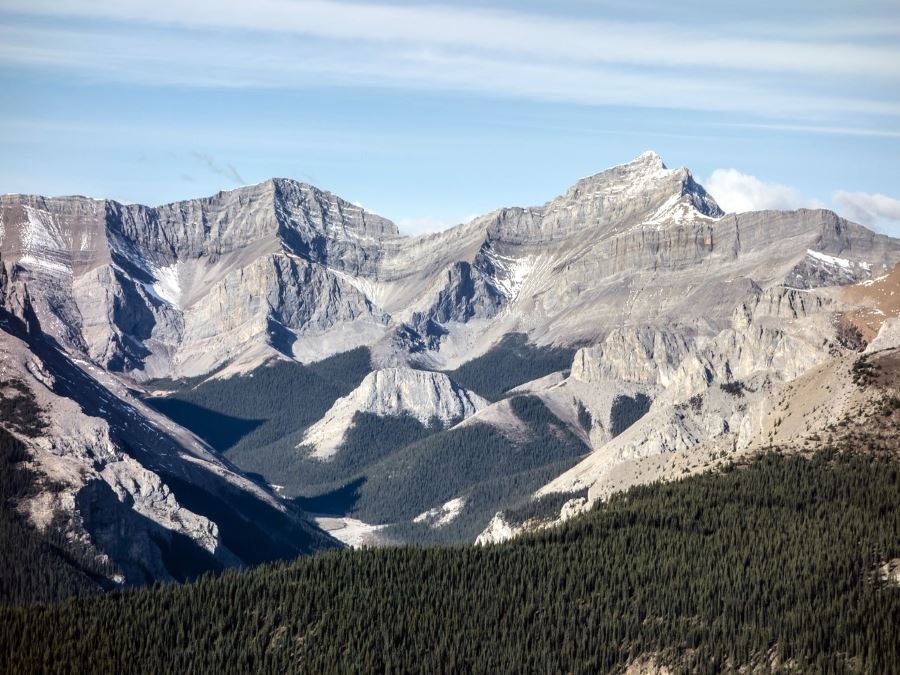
left=145, top=398, right=263, bottom=452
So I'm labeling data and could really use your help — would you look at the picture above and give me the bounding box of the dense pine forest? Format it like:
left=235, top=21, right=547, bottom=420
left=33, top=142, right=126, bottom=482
left=2, top=449, right=898, bottom=674
left=147, top=347, right=372, bottom=462
left=442, top=333, right=577, bottom=400
left=147, top=346, right=592, bottom=544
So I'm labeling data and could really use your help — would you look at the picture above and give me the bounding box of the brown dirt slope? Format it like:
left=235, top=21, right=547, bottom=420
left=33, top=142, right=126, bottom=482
left=840, top=262, right=900, bottom=341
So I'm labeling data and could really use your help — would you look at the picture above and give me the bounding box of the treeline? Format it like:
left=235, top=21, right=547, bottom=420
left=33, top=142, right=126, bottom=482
left=1, top=449, right=898, bottom=673
left=347, top=395, right=589, bottom=533
left=146, top=348, right=372, bottom=485
left=503, top=487, right=588, bottom=527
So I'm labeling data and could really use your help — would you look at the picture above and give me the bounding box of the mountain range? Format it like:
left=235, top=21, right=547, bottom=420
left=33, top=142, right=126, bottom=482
left=2, top=151, right=898, bottom=590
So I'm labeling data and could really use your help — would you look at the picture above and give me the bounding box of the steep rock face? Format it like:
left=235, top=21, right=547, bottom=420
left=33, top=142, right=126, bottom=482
left=868, top=318, right=900, bottom=352
left=3, top=153, right=899, bottom=381
left=538, top=284, right=839, bottom=503
left=0, top=180, right=398, bottom=379
left=485, top=151, right=722, bottom=245
left=1, top=332, right=221, bottom=583
left=572, top=327, right=695, bottom=387
left=301, top=368, right=488, bottom=459
left=0, top=306, right=335, bottom=585
left=407, top=153, right=897, bottom=362
left=103, top=178, right=397, bottom=261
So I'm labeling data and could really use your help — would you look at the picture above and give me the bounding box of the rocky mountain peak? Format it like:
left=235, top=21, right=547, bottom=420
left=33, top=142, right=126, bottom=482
left=269, top=177, right=400, bottom=240
left=561, top=150, right=722, bottom=218
left=507, top=151, right=723, bottom=243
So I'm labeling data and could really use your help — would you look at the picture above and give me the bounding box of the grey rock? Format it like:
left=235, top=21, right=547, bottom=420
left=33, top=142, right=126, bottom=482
left=2, top=152, right=898, bottom=381
left=302, top=367, right=488, bottom=459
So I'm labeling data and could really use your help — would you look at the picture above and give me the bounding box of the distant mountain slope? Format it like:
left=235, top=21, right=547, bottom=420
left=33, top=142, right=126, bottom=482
left=0, top=268, right=336, bottom=596
left=2, top=150, right=900, bottom=558
left=148, top=356, right=589, bottom=545
left=3, top=152, right=897, bottom=384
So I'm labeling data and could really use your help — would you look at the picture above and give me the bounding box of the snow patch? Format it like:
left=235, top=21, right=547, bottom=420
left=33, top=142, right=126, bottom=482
left=485, top=251, right=535, bottom=300
left=18, top=254, right=71, bottom=275
left=328, top=266, right=386, bottom=307
left=148, top=262, right=183, bottom=307
left=806, top=249, right=871, bottom=271
left=641, top=193, right=716, bottom=228
left=17, top=206, right=71, bottom=275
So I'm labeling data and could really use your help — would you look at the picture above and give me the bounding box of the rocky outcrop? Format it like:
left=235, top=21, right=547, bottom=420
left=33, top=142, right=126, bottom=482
left=301, top=368, right=488, bottom=459
left=867, top=318, right=900, bottom=352
left=0, top=317, right=335, bottom=586
left=475, top=512, right=515, bottom=545
left=4, top=152, right=898, bottom=381
left=572, top=327, right=694, bottom=387
left=3, top=151, right=900, bottom=552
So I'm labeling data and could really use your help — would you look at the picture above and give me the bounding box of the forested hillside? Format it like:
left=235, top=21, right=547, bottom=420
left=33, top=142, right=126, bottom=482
left=149, top=348, right=591, bottom=543
left=362, top=395, right=589, bottom=543
left=442, top=333, right=576, bottom=401
left=146, top=348, right=372, bottom=484
left=244, top=393, right=588, bottom=544
left=3, top=449, right=898, bottom=674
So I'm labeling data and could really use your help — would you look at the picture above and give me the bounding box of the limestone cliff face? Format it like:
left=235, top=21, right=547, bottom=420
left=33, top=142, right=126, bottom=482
left=0, top=318, right=334, bottom=585
left=302, top=368, right=488, bottom=459
left=2, top=153, right=898, bottom=381
left=572, top=327, right=695, bottom=387
left=0, top=180, right=397, bottom=379
left=537, top=283, right=841, bottom=504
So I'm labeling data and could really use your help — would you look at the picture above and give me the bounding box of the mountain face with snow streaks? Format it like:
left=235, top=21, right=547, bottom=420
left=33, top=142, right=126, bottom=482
left=3, top=150, right=900, bottom=559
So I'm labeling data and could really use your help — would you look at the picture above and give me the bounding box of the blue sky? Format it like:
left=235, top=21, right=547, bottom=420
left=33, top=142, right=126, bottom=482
left=1, top=0, right=899, bottom=235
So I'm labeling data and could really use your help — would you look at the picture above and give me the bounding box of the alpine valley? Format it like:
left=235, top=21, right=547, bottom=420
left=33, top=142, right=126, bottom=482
left=1, top=150, right=899, bottom=601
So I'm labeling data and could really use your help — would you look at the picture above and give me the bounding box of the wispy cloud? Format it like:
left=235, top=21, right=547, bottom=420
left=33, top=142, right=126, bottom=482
left=5, top=0, right=899, bottom=78
left=191, top=152, right=245, bottom=186
left=0, top=1, right=898, bottom=122
left=712, top=122, right=900, bottom=140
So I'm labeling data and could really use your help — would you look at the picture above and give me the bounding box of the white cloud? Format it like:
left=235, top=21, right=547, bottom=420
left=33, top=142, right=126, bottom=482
left=704, top=169, right=821, bottom=213
left=1, top=2, right=899, bottom=120
left=704, top=171, right=900, bottom=236
left=832, top=191, right=900, bottom=229
left=6, top=0, right=900, bottom=79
